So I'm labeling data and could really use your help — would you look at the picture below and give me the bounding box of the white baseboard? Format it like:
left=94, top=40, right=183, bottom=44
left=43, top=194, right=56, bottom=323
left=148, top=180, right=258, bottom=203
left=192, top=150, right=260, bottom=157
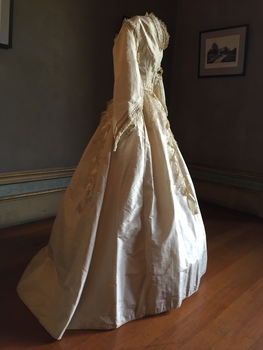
left=0, top=167, right=74, bottom=228
left=0, top=190, right=65, bottom=228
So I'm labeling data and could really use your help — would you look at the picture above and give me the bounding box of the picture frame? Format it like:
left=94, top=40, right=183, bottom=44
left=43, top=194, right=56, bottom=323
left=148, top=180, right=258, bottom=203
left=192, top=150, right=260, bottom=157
left=198, top=24, right=249, bottom=78
left=0, top=0, right=13, bottom=49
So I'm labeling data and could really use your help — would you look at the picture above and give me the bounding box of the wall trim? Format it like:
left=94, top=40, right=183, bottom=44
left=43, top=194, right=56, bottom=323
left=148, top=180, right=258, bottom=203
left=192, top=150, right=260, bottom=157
left=0, top=167, right=75, bottom=200
left=0, top=167, right=75, bottom=185
left=0, top=167, right=75, bottom=228
left=0, top=190, right=66, bottom=229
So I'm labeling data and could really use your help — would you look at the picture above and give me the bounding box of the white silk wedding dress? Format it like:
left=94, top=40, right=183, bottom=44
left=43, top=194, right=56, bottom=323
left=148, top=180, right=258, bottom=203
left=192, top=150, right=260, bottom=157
left=17, top=13, right=207, bottom=340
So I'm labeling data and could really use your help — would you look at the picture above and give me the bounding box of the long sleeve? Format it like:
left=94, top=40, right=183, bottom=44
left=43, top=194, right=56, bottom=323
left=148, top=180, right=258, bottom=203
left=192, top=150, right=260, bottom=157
left=112, top=20, right=142, bottom=151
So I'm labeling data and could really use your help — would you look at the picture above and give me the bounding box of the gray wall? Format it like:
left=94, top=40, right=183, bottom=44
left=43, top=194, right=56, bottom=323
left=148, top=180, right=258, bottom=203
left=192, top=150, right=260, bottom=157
left=0, top=0, right=176, bottom=173
left=170, top=0, right=263, bottom=174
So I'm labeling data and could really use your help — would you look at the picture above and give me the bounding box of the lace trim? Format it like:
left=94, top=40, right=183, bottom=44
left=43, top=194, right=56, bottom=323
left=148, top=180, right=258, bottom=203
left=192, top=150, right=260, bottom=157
left=166, top=129, right=199, bottom=215
left=76, top=104, right=112, bottom=212
left=113, top=104, right=142, bottom=151
left=146, top=13, right=169, bottom=50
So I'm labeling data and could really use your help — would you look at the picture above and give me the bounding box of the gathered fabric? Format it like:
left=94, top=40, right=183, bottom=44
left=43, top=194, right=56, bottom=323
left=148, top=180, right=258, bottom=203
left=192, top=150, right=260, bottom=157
left=17, top=13, right=207, bottom=340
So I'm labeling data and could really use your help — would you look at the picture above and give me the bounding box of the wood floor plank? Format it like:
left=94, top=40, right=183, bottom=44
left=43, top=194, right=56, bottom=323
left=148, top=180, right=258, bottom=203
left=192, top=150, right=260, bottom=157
left=249, top=334, right=263, bottom=350
left=177, top=278, right=263, bottom=349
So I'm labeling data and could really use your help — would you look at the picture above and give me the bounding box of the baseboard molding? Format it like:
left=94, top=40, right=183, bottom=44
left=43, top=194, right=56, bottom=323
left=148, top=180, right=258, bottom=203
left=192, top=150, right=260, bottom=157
left=0, top=190, right=65, bottom=229
left=0, top=167, right=75, bottom=228
left=1, top=164, right=262, bottom=228
left=0, top=167, right=75, bottom=185
left=189, top=164, right=263, bottom=218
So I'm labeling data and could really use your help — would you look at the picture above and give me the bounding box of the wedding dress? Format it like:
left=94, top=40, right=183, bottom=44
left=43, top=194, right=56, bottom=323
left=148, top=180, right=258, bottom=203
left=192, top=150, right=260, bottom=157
left=17, top=13, right=207, bottom=340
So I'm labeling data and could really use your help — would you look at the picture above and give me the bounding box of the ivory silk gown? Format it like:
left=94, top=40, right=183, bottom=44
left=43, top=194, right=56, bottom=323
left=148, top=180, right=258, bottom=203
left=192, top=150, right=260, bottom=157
left=17, top=13, right=207, bottom=340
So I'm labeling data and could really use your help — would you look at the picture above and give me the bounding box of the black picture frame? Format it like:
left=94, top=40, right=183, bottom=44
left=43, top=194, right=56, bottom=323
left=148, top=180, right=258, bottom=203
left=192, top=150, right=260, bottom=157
left=198, top=24, right=249, bottom=78
left=0, top=0, right=13, bottom=49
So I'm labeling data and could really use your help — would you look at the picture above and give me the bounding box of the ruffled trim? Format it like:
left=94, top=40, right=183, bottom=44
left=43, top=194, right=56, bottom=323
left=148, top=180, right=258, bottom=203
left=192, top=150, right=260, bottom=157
left=76, top=103, right=112, bottom=212
left=166, top=127, right=199, bottom=215
left=146, top=13, right=170, bottom=50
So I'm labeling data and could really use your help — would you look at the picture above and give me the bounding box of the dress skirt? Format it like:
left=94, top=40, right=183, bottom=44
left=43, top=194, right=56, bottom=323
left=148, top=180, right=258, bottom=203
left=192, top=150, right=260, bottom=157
left=17, top=90, right=207, bottom=340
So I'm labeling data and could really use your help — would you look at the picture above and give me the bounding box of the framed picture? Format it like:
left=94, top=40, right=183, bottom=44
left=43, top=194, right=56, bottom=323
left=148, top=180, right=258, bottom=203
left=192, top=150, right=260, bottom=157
left=198, top=24, right=249, bottom=78
left=0, top=0, right=13, bottom=49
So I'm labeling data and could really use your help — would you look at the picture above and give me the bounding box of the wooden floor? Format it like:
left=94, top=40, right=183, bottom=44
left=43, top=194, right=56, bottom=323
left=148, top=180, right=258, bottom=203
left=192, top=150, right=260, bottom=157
left=1, top=203, right=263, bottom=350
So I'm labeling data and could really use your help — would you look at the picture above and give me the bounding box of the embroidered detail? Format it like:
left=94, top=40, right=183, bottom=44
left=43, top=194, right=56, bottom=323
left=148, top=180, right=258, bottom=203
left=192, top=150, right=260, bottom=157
left=166, top=132, right=186, bottom=194
left=166, top=130, right=199, bottom=215
left=113, top=105, right=142, bottom=151
left=76, top=103, right=112, bottom=212
left=144, top=91, right=167, bottom=127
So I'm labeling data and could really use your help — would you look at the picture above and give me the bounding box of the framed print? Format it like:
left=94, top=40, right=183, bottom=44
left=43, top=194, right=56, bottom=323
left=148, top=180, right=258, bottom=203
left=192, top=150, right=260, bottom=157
left=0, top=0, right=13, bottom=49
left=198, top=24, right=249, bottom=78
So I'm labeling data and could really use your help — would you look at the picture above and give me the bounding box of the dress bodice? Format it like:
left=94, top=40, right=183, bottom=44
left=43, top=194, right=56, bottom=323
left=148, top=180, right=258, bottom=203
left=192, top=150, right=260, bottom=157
left=126, top=13, right=169, bottom=92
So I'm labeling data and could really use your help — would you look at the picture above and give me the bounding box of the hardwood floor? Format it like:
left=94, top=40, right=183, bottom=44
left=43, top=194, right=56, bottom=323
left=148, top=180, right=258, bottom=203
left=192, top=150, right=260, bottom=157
left=1, top=203, right=263, bottom=349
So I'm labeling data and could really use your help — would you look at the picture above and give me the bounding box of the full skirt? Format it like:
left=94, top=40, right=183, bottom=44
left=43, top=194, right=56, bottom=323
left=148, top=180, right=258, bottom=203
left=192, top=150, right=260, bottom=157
left=17, top=91, right=207, bottom=340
